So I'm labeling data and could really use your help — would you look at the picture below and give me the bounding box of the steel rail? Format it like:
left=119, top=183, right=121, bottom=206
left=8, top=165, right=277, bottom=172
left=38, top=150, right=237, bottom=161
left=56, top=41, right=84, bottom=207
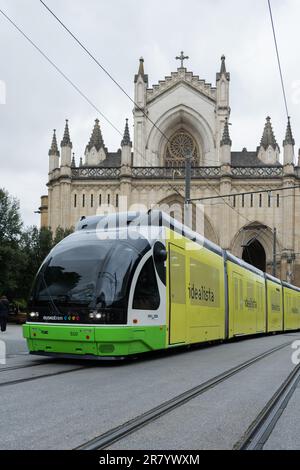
left=75, top=341, right=291, bottom=450
left=0, top=365, right=89, bottom=388
left=234, top=362, right=300, bottom=450
left=0, top=360, right=56, bottom=373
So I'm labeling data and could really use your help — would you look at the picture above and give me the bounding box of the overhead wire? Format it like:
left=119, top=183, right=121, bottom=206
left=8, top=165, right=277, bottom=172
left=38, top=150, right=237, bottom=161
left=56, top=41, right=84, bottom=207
left=39, top=0, right=296, bottom=227
left=39, top=0, right=260, bottom=224
left=0, top=7, right=186, bottom=198
left=2, top=2, right=293, bottom=233
left=267, top=0, right=290, bottom=118
left=0, top=7, right=122, bottom=137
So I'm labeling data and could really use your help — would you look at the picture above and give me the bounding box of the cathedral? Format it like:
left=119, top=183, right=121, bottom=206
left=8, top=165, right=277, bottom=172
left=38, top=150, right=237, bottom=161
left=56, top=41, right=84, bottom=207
left=41, top=54, right=300, bottom=285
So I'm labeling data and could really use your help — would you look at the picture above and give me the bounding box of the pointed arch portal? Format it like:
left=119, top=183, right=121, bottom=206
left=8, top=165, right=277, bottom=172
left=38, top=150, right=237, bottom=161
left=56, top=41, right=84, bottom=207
left=231, top=222, right=280, bottom=274
left=242, top=238, right=266, bottom=272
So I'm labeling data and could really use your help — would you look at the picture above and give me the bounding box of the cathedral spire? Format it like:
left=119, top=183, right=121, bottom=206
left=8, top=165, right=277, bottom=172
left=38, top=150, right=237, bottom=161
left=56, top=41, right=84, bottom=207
left=220, top=55, right=226, bottom=74
left=134, top=57, right=148, bottom=84
left=260, top=116, right=278, bottom=150
left=71, top=152, right=76, bottom=168
left=138, top=57, right=144, bottom=76
left=220, top=118, right=232, bottom=146
left=216, top=55, right=230, bottom=81
left=283, top=117, right=295, bottom=146
left=61, top=119, right=72, bottom=148
left=121, top=118, right=132, bottom=147
left=49, top=129, right=60, bottom=156
left=283, top=117, right=295, bottom=165
left=86, top=119, right=105, bottom=152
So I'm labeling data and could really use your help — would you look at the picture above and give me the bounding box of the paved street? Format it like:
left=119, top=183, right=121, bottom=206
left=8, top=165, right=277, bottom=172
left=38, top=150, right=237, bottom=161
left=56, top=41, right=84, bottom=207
left=0, top=324, right=28, bottom=357
left=0, top=326, right=299, bottom=450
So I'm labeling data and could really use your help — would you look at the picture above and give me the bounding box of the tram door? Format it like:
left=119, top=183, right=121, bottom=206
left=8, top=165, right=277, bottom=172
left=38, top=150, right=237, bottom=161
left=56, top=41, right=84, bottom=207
left=233, top=273, right=244, bottom=334
left=169, top=244, right=187, bottom=345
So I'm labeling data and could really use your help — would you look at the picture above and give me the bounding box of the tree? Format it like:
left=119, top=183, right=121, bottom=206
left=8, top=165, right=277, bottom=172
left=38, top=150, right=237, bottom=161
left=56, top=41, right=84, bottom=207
left=53, top=226, right=74, bottom=246
left=18, top=225, right=74, bottom=302
left=18, top=226, right=53, bottom=300
left=0, top=187, right=74, bottom=303
left=0, top=188, right=23, bottom=243
left=0, top=188, right=23, bottom=297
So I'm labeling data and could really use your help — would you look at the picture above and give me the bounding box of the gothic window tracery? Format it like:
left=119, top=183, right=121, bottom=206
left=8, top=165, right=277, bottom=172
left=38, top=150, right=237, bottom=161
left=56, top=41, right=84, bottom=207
left=165, top=130, right=199, bottom=167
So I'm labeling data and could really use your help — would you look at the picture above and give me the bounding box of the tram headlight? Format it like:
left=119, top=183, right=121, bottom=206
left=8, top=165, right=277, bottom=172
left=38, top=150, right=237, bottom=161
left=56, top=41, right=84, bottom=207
left=89, top=311, right=106, bottom=321
left=29, top=312, right=39, bottom=318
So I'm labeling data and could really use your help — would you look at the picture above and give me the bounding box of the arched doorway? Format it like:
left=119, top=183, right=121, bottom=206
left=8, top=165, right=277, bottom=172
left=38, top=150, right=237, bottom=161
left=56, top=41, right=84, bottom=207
left=242, top=238, right=266, bottom=271
left=231, top=222, right=280, bottom=274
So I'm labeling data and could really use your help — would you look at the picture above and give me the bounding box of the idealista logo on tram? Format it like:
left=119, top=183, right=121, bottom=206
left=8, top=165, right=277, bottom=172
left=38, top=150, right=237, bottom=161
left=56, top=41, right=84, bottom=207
left=188, top=283, right=215, bottom=303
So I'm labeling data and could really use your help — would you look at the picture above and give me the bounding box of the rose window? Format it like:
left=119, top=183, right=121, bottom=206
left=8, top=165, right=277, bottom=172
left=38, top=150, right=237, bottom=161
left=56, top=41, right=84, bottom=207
left=165, top=131, right=198, bottom=167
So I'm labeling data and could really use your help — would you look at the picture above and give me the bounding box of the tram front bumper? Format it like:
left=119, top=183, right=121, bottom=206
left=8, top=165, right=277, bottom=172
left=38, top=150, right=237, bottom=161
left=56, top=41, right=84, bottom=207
left=23, top=324, right=167, bottom=357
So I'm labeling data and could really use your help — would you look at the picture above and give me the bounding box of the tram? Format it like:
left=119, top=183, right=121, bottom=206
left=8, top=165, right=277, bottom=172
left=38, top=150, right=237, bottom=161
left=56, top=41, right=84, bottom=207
left=23, top=211, right=300, bottom=359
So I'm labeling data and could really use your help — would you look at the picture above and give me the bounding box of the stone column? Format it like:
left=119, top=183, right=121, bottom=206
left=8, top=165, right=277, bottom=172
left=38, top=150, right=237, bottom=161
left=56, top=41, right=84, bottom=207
left=281, top=172, right=296, bottom=281
left=119, top=166, right=132, bottom=212
left=219, top=172, right=232, bottom=250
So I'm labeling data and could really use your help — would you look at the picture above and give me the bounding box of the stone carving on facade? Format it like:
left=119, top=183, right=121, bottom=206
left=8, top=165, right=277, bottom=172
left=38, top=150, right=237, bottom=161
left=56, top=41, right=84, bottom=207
left=147, top=69, right=216, bottom=103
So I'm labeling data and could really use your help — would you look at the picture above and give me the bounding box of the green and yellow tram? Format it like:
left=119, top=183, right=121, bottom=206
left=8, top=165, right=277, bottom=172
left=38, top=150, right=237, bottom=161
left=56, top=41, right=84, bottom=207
left=23, top=211, right=300, bottom=359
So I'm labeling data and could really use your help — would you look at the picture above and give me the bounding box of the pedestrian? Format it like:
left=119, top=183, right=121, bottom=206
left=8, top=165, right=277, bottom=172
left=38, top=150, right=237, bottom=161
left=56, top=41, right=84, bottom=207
left=0, top=295, right=9, bottom=332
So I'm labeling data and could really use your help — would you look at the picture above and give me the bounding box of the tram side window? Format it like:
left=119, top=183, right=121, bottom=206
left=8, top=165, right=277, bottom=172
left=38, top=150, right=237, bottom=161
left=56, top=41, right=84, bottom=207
left=133, top=258, right=160, bottom=310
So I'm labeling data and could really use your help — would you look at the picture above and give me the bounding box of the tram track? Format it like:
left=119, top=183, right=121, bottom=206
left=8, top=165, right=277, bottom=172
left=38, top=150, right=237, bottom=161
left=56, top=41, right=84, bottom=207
left=0, top=359, right=55, bottom=373
left=0, top=364, right=90, bottom=388
left=75, top=341, right=292, bottom=450
left=234, top=362, right=300, bottom=450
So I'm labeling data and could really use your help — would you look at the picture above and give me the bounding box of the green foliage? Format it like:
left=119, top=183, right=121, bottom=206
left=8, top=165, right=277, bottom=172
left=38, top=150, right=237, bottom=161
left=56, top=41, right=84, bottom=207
left=0, top=188, right=23, bottom=297
left=17, top=226, right=54, bottom=300
left=0, top=188, right=74, bottom=305
left=0, top=244, right=25, bottom=297
left=53, top=226, right=74, bottom=246
left=0, top=188, right=23, bottom=244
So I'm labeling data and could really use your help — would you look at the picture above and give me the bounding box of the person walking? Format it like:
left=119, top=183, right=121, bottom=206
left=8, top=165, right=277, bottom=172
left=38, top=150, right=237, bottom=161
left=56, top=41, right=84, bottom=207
left=0, top=296, right=9, bottom=332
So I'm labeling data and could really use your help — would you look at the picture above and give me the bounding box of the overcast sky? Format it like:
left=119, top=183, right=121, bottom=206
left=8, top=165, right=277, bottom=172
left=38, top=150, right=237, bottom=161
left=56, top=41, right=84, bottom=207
left=0, top=0, right=299, bottom=227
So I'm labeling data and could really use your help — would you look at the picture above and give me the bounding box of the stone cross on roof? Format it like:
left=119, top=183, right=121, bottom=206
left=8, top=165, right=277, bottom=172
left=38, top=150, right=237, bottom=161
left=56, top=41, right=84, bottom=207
left=176, top=51, right=189, bottom=68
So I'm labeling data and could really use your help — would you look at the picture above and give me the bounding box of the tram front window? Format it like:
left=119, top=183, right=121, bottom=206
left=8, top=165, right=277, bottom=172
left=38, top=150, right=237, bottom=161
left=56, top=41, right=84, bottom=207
left=32, top=236, right=150, bottom=320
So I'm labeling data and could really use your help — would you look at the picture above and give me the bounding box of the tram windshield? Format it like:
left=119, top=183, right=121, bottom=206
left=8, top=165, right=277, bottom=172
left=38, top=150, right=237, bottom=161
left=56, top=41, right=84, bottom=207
left=32, top=235, right=150, bottom=309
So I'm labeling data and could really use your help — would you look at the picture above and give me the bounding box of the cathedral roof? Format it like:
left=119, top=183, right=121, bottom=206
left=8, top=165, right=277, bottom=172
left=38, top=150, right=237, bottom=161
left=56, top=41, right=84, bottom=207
left=61, top=119, right=72, bottom=148
left=259, top=116, right=278, bottom=150
left=231, top=149, right=282, bottom=167
left=48, top=129, right=60, bottom=156
left=86, top=119, right=106, bottom=153
left=100, top=151, right=121, bottom=167
left=72, top=151, right=121, bottom=168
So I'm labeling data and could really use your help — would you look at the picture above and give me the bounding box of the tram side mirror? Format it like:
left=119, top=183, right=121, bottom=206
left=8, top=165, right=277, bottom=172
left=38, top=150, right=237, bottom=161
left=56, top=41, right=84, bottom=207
left=153, top=242, right=167, bottom=285
left=156, top=248, right=167, bottom=262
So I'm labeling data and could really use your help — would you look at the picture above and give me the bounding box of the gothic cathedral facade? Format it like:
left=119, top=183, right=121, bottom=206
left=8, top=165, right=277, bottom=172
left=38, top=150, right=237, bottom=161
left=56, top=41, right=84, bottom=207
left=41, top=55, right=300, bottom=285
